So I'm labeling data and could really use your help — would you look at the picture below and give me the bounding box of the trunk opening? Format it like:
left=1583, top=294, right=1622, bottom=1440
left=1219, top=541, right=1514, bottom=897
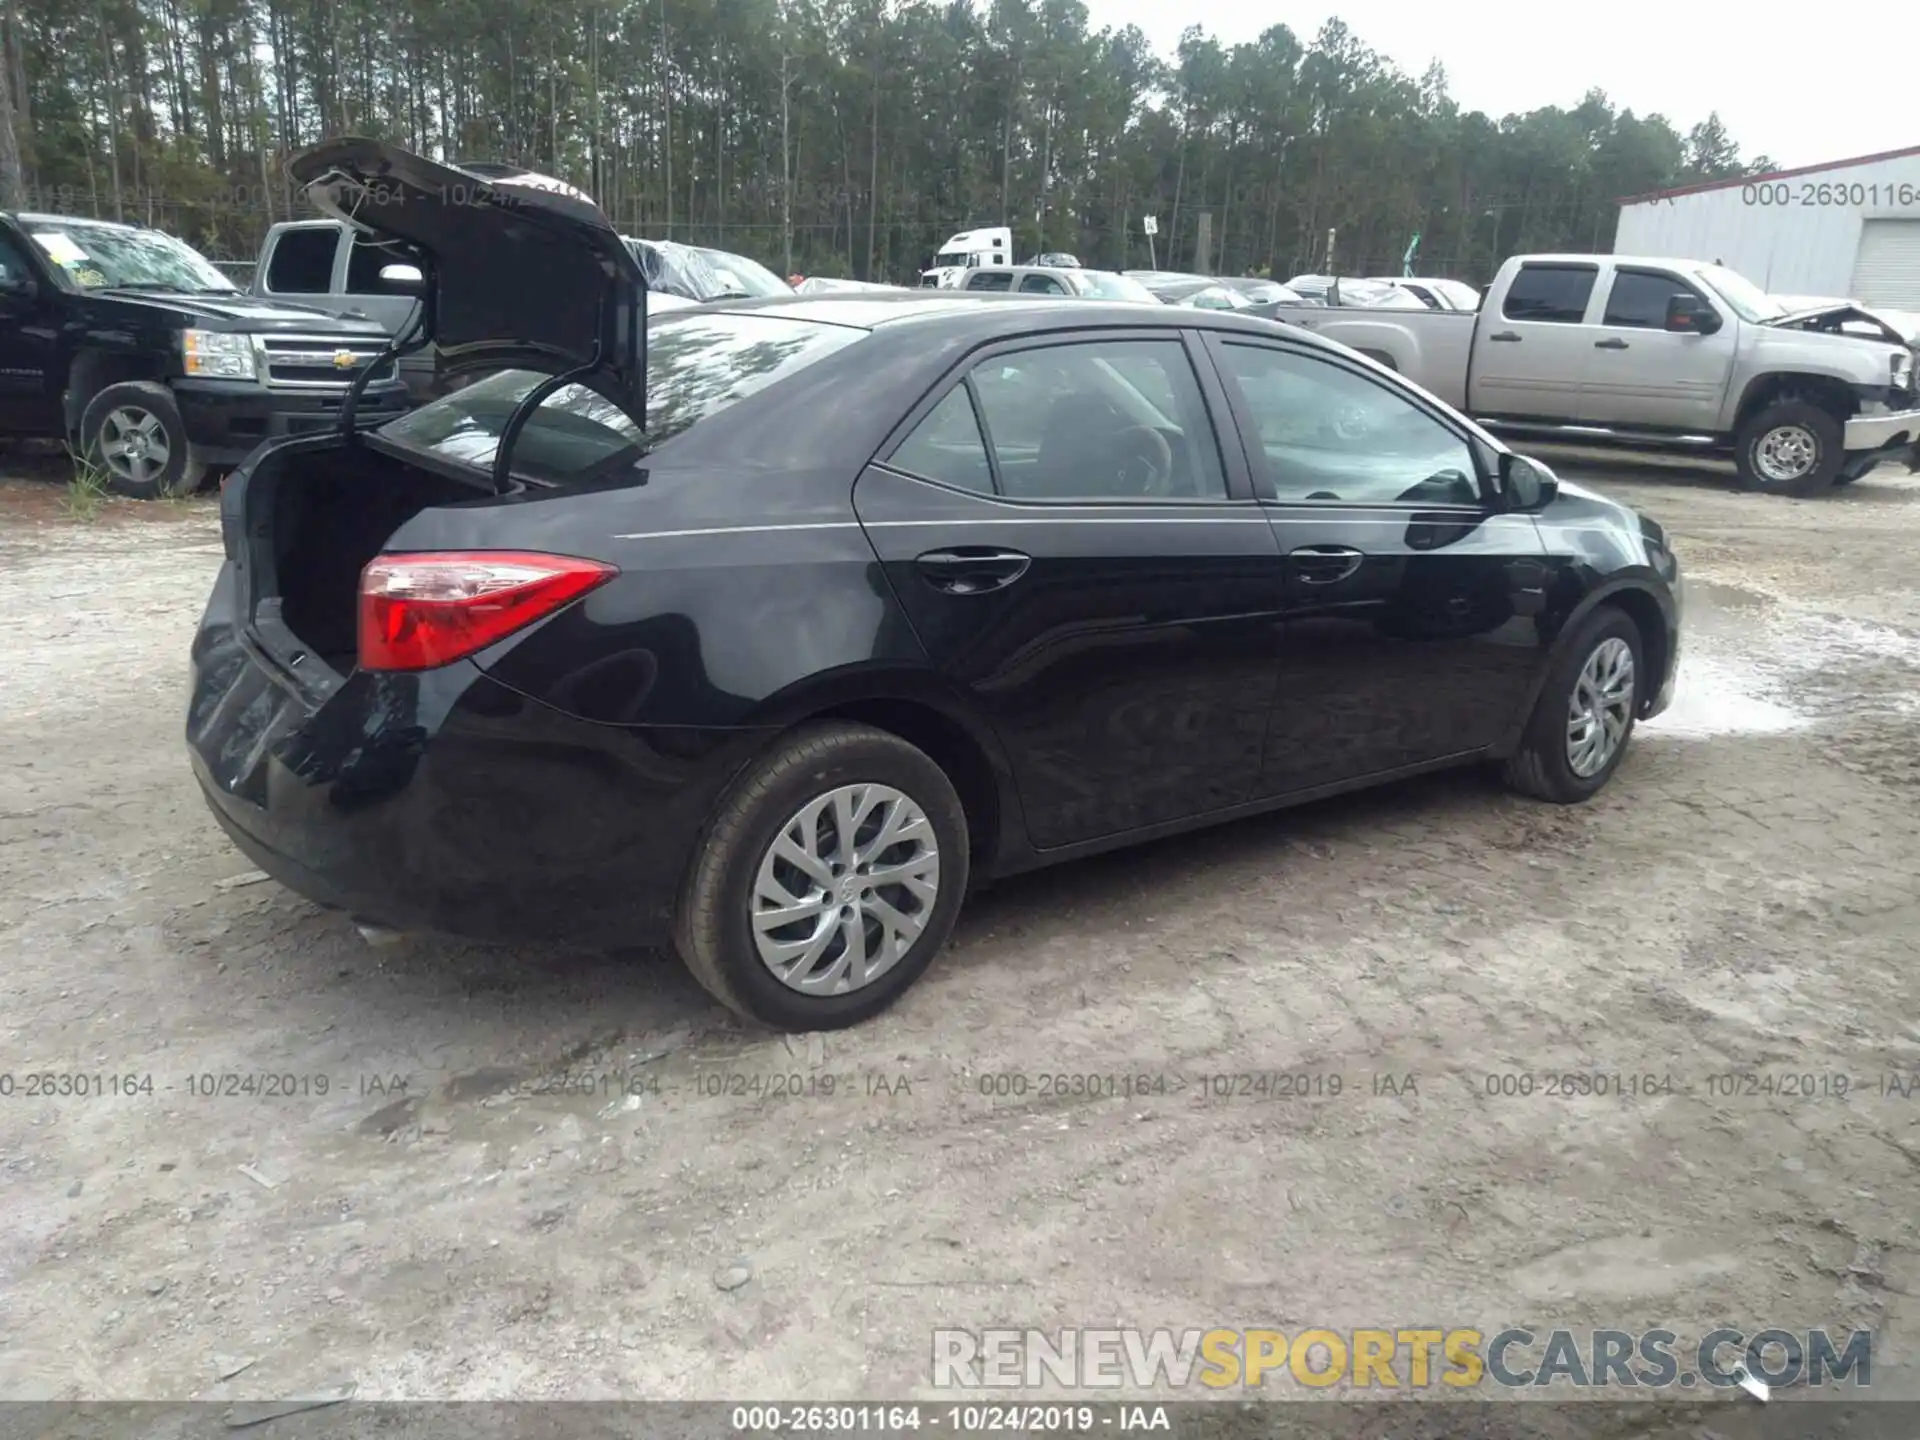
left=244, top=445, right=486, bottom=677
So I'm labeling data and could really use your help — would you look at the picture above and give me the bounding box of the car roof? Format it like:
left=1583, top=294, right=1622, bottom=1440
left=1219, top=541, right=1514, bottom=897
left=1513, top=253, right=1707, bottom=271
left=14, top=212, right=141, bottom=231
left=678, top=291, right=1354, bottom=351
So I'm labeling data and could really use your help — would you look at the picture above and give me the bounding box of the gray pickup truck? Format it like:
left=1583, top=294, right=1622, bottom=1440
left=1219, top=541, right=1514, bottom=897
left=1280, top=253, right=1920, bottom=495
left=251, top=219, right=435, bottom=399
left=251, top=217, right=743, bottom=402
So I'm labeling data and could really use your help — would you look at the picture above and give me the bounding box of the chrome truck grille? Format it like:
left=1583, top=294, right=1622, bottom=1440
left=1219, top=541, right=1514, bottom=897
left=257, top=334, right=398, bottom=390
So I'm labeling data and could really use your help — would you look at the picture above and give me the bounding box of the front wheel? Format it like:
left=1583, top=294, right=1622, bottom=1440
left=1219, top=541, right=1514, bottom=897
left=1734, top=401, right=1843, bottom=497
left=1504, top=608, right=1644, bottom=804
left=674, top=723, right=970, bottom=1031
left=78, top=381, right=207, bottom=499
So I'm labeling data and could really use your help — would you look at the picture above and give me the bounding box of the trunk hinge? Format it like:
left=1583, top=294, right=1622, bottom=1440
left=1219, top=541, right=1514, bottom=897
left=488, top=271, right=649, bottom=495
left=339, top=259, right=436, bottom=442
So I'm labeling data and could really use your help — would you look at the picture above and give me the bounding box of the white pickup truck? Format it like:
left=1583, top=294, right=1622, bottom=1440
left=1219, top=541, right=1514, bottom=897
left=1281, top=253, right=1920, bottom=495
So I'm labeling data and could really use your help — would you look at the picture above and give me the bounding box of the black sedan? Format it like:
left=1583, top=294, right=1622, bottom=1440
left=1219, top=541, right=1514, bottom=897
left=189, top=140, right=1682, bottom=1033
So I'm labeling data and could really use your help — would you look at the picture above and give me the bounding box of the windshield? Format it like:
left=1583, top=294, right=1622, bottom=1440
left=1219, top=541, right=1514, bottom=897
left=374, top=312, right=865, bottom=484
left=24, top=220, right=237, bottom=293
left=1182, top=285, right=1251, bottom=310
left=1696, top=264, right=1785, bottom=323
left=1079, top=272, right=1158, bottom=303
left=1432, top=280, right=1483, bottom=311
left=624, top=237, right=727, bottom=302
left=697, top=248, right=791, bottom=299
left=1358, top=285, right=1430, bottom=310
left=1225, top=280, right=1294, bottom=305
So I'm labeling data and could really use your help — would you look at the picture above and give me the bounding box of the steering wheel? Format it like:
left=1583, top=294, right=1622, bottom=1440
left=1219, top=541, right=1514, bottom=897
left=1324, top=403, right=1373, bottom=442
left=1108, top=425, right=1175, bottom=495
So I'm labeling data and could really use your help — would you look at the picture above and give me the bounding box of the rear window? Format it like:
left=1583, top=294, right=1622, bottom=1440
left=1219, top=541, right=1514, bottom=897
left=1080, top=272, right=1157, bottom=303
left=374, top=313, right=865, bottom=484
left=264, top=228, right=339, bottom=293
left=1502, top=264, right=1597, bottom=323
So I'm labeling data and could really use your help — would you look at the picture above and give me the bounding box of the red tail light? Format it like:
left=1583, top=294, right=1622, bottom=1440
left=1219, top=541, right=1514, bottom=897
left=357, top=551, right=617, bottom=672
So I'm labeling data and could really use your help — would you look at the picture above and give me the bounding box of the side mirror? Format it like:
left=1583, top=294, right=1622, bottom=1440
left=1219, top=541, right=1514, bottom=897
left=1666, top=293, right=1721, bottom=335
left=1499, top=452, right=1558, bottom=511
left=379, top=263, right=425, bottom=294
left=0, top=271, right=36, bottom=299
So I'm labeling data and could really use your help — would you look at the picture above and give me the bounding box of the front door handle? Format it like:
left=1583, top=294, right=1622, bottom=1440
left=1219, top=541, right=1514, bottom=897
left=915, top=548, right=1031, bottom=595
left=1289, top=545, right=1365, bottom=585
left=1594, top=337, right=1629, bottom=350
left=1487, top=330, right=1522, bottom=342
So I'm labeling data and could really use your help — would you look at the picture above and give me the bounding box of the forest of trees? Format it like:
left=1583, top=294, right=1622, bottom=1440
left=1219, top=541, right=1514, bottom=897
left=0, top=0, right=1770, bottom=284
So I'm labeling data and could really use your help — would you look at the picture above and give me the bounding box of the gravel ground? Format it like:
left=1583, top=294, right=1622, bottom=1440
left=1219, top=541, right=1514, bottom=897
left=3, top=453, right=1920, bottom=1417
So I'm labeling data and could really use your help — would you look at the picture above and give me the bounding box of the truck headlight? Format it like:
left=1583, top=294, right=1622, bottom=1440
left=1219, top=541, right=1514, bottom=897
left=181, top=329, right=258, bottom=381
left=1892, top=350, right=1913, bottom=394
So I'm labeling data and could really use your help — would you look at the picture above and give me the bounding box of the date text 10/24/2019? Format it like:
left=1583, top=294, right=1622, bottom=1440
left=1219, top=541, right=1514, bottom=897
left=731, top=1406, right=1170, bottom=1433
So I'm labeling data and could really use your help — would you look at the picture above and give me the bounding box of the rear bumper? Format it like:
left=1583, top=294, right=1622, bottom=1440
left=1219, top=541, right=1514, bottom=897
left=175, top=379, right=413, bottom=466
left=186, top=565, right=772, bottom=948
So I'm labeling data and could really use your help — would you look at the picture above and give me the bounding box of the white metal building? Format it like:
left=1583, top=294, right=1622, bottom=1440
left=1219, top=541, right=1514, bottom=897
left=1614, top=145, right=1920, bottom=306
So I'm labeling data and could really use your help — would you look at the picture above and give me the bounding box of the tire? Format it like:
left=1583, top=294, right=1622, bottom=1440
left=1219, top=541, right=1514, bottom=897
left=78, top=381, right=207, bottom=500
left=1503, top=607, right=1644, bottom=804
left=1733, top=401, right=1843, bottom=497
left=673, top=722, right=971, bottom=1031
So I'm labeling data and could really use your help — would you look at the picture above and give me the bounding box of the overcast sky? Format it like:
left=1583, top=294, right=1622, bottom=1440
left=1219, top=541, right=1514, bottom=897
left=1083, top=0, right=1918, bottom=172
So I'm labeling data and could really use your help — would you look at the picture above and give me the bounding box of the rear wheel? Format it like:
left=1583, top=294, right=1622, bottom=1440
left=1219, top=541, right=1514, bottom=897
left=1504, top=607, right=1644, bottom=804
left=79, top=382, right=207, bottom=500
left=674, top=723, right=970, bottom=1031
left=1734, top=401, right=1842, bottom=497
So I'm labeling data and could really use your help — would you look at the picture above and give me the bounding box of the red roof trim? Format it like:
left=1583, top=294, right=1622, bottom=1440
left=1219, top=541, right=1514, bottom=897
left=1617, top=143, right=1920, bottom=205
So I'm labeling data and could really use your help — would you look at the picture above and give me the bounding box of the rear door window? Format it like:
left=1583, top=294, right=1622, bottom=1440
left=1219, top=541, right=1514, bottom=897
left=965, top=339, right=1227, bottom=500
left=966, top=272, right=1013, bottom=292
left=1502, top=264, right=1597, bottom=323
left=375, top=313, right=865, bottom=484
left=888, top=388, right=994, bottom=493
left=1018, top=273, right=1067, bottom=294
left=264, top=228, right=340, bottom=293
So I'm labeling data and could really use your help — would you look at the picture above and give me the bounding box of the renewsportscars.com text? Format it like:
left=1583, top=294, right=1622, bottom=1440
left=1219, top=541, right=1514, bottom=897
left=931, top=1326, right=1872, bottom=1391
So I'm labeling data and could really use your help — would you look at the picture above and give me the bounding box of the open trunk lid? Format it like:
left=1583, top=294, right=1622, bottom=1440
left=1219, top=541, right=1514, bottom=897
left=287, top=137, right=647, bottom=418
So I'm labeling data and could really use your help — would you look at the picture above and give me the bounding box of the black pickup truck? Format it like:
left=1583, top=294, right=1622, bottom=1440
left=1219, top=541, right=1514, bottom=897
left=0, top=210, right=411, bottom=497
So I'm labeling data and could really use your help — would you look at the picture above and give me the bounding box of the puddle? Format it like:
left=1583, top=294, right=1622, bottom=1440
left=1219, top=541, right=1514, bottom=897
left=1646, top=654, right=1806, bottom=738
left=1643, top=580, right=1920, bottom=739
left=1686, top=579, right=1772, bottom=613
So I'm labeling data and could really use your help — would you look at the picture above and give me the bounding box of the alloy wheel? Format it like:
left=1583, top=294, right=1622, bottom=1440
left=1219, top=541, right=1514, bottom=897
left=750, top=783, right=941, bottom=995
left=1754, top=424, right=1817, bottom=483
left=97, top=406, right=172, bottom=488
left=1565, top=636, right=1635, bottom=778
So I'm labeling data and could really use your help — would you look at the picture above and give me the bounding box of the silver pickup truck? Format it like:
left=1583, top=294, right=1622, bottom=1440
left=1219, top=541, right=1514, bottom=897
left=1278, top=253, right=1920, bottom=495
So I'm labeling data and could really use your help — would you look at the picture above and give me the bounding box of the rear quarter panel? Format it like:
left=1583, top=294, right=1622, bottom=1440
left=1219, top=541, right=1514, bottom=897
left=384, top=319, right=978, bottom=730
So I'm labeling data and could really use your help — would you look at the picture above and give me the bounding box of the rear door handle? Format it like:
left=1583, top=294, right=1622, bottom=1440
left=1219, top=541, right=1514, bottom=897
left=1487, top=330, right=1522, bottom=342
left=1289, top=545, right=1365, bottom=585
left=915, top=548, right=1031, bottom=595
left=1594, top=338, right=1629, bottom=350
